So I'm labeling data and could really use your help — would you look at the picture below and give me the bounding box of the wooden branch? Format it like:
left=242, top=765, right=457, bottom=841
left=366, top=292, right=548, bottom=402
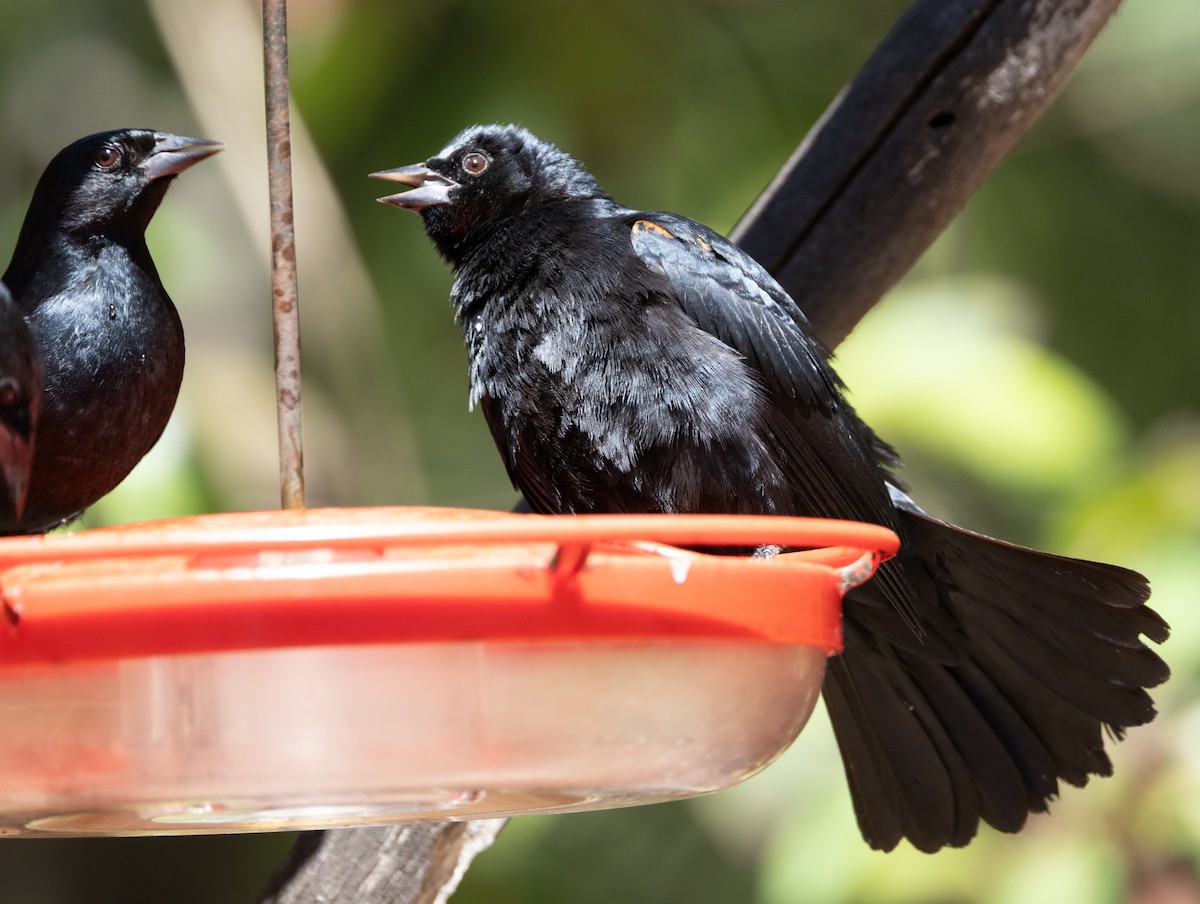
left=263, top=0, right=307, bottom=510
left=258, top=0, right=1122, bottom=901
left=258, top=822, right=506, bottom=904
left=731, top=0, right=1123, bottom=349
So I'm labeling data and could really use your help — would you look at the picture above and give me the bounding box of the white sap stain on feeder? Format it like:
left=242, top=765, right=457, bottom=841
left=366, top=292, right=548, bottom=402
left=623, top=541, right=690, bottom=584
left=839, top=550, right=883, bottom=593
left=651, top=546, right=692, bottom=585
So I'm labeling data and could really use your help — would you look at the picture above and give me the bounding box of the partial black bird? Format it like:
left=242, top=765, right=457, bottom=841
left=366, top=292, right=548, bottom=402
left=373, top=124, right=1168, bottom=853
left=2, top=129, right=221, bottom=534
left=0, top=280, right=40, bottom=522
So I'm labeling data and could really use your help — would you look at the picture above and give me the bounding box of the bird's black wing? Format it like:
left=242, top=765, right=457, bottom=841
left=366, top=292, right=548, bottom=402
left=626, top=210, right=933, bottom=631
left=626, top=212, right=894, bottom=512
left=628, top=214, right=834, bottom=410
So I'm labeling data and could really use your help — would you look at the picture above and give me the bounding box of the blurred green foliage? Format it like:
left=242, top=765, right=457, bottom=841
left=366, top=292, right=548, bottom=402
left=0, top=0, right=1196, bottom=901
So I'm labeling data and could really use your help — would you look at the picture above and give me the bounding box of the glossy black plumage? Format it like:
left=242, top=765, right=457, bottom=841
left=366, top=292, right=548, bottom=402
left=1, top=129, right=221, bottom=534
left=0, top=281, right=40, bottom=521
left=374, top=124, right=1169, bottom=852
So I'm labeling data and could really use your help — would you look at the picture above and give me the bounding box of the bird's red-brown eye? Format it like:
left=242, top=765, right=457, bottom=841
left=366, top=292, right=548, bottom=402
left=94, top=146, right=120, bottom=169
left=0, top=378, right=19, bottom=408
left=461, top=152, right=489, bottom=175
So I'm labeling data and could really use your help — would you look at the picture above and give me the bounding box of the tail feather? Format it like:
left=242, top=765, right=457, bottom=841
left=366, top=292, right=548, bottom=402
left=964, top=597, right=1160, bottom=726
left=825, top=642, right=976, bottom=852
left=900, top=655, right=1033, bottom=833
left=938, top=522, right=1168, bottom=646
left=821, top=654, right=916, bottom=849
left=947, top=659, right=1059, bottom=806
left=824, top=510, right=1168, bottom=852
left=825, top=630, right=1037, bottom=852
left=963, top=621, right=1117, bottom=783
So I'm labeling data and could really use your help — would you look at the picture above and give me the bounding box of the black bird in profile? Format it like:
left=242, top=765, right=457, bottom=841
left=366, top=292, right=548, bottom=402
left=373, top=124, right=1168, bottom=853
left=2, top=129, right=222, bottom=534
left=0, top=281, right=40, bottom=522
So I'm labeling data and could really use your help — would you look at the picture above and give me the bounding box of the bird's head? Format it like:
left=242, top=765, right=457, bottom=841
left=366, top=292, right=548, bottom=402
left=0, top=283, right=39, bottom=521
left=372, top=124, right=607, bottom=262
left=20, top=129, right=223, bottom=244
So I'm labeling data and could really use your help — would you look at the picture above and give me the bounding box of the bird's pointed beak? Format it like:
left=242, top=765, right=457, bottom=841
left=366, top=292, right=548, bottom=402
left=371, top=164, right=457, bottom=211
left=143, top=133, right=224, bottom=182
left=0, top=426, right=33, bottom=521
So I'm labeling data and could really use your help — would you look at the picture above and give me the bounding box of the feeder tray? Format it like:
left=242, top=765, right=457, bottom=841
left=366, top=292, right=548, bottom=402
left=0, top=506, right=897, bottom=837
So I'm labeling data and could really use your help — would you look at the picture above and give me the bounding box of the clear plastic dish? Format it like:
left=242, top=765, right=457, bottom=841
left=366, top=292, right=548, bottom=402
left=0, top=507, right=897, bottom=836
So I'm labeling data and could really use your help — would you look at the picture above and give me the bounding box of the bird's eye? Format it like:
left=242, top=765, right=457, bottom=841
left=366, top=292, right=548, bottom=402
left=94, top=146, right=121, bottom=170
left=461, top=152, right=489, bottom=176
left=0, top=379, right=19, bottom=408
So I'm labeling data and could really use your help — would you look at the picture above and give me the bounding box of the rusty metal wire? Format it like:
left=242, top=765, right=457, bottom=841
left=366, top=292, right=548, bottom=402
left=263, top=0, right=305, bottom=509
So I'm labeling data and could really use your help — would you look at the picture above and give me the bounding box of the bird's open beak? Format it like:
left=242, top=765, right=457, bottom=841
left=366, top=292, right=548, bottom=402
left=143, top=133, right=224, bottom=182
left=0, top=424, right=33, bottom=521
left=371, top=164, right=458, bottom=210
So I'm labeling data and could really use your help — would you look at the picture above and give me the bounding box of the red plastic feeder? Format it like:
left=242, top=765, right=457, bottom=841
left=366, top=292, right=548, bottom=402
left=0, top=506, right=897, bottom=836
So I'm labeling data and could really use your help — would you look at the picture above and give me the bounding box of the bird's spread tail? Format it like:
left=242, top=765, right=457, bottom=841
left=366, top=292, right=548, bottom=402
left=823, top=510, right=1169, bottom=853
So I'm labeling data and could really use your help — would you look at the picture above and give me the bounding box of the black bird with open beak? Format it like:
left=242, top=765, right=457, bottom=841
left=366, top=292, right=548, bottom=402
left=373, top=124, right=1169, bottom=853
left=2, top=129, right=222, bottom=534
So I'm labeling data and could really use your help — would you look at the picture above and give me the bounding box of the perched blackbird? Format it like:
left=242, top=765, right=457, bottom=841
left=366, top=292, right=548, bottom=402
left=2, top=129, right=222, bottom=534
left=0, top=281, right=40, bottom=521
left=374, top=124, right=1168, bottom=853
